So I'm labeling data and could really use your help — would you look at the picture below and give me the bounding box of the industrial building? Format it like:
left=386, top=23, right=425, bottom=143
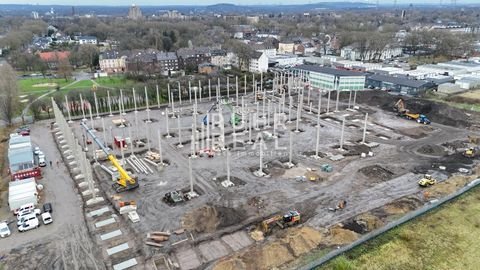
left=366, top=74, right=435, bottom=95
left=8, top=134, right=40, bottom=180
left=294, top=65, right=366, bottom=91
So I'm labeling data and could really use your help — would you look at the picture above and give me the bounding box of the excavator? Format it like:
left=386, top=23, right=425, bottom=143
left=393, top=98, right=431, bottom=125
left=81, top=122, right=139, bottom=192
left=224, top=102, right=242, bottom=126
left=260, top=210, right=301, bottom=235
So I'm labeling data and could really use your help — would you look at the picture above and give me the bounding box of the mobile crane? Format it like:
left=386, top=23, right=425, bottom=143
left=81, top=122, right=139, bottom=192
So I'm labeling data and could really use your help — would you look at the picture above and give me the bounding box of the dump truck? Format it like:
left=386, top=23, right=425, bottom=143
left=260, top=210, right=301, bottom=235
left=394, top=98, right=431, bottom=125
left=418, top=174, right=437, bottom=187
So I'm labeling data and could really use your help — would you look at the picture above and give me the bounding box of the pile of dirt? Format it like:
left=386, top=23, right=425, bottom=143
left=382, top=197, right=423, bottom=215
left=242, top=242, right=294, bottom=270
left=428, top=175, right=471, bottom=198
left=325, top=226, right=359, bottom=246
left=182, top=205, right=247, bottom=233
left=432, top=152, right=475, bottom=173
left=343, top=213, right=384, bottom=234
left=213, top=258, right=247, bottom=270
left=280, top=227, right=323, bottom=257
left=249, top=230, right=264, bottom=242
left=398, top=126, right=432, bottom=139
left=346, top=90, right=477, bottom=128
left=335, top=144, right=371, bottom=156
left=247, top=196, right=266, bottom=209
left=417, top=144, right=446, bottom=156
left=359, top=165, right=394, bottom=182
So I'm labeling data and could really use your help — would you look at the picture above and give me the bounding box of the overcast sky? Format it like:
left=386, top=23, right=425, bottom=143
left=1, top=0, right=477, bottom=5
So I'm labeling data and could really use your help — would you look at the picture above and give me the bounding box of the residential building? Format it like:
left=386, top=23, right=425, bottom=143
left=249, top=51, right=268, bottom=73
left=278, top=42, right=295, bottom=54
left=177, top=47, right=211, bottom=71
left=250, top=44, right=277, bottom=58
left=99, top=50, right=127, bottom=73
left=125, top=49, right=159, bottom=74
left=198, top=62, right=218, bottom=74
left=77, top=36, right=97, bottom=45
left=366, top=74, right=434, bottom=95
left=32, top=36, right=53, bottom=50
left=157, top=51, right=179, bottom=73
left=269, top=54, right=304, bottom=68
left=128, top=4, right=143, bottom=20
left=38, top=51, right=71, bottom=69
left=294, top=65, right=366, bottom=91
left=232, top=25, right=254, bottom=39
left=210, top=50, right=237, bottom=68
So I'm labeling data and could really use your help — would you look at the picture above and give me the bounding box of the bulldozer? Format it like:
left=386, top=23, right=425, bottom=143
left=260, top=210, right=301, bottom=235
left=418, top=174, right=437, bottom=187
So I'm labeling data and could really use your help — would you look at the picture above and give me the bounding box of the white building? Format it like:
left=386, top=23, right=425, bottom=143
left=249, top=51, right=268, bottom=73
left=269, top=54, right=304, bottom=68
left=340, top=45, right=402, bottom=61
left=77, top=36, right=98, bottom=45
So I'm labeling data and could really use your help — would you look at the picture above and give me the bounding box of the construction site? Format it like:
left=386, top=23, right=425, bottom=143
left=8, top=73, right=480, bottom=270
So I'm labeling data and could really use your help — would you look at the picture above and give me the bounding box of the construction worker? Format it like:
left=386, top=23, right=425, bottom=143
left=49, top=160, right=53, bottom=167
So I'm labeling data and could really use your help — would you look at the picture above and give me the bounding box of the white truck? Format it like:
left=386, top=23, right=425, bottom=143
left=8, top=178, right=38, bottom=213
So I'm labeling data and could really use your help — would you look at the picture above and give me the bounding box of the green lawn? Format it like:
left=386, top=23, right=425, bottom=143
left=319, top=188, right=480, bottom=270
left=62, top=79, right=95, bottom=90
left=18, top=77, right=73, bottom=92
left=95, top=76, right=135, bottom=88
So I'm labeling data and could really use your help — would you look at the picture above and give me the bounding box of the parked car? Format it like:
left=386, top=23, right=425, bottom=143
left=14, top=203, right=35, bottom=215
left=18, top=217, right=39, bottom=232
left=16, top=126, right=30, bottom=136
left=17, top=213, right=38, bottom=227
left=43, top=203, right=52, bottom=213
left=0, top=222, right=11, bottom=238
left=39, top=157, right=46, bottom=167
left=41, top=212, right=52, bottom=225
left=34, top=147, right=41, bottom=155
left=17, top=208, right=40, bottom=221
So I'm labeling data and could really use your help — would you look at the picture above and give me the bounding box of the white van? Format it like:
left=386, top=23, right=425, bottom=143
left=14, top=203, right=35, bottom=215
left=18, top=216, right=39, bottom=232
left=17, top=213, right=37, bottom=226
left=38, top=157, right=46, bottom=167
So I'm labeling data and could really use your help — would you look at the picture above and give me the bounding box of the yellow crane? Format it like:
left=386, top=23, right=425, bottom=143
left=81, top=122, right=139, bottom=192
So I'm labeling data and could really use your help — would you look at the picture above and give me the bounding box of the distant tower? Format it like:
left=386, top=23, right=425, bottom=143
left=127, top=4, right=143, bottom=20
left=401, top=10, right=407, bottom=20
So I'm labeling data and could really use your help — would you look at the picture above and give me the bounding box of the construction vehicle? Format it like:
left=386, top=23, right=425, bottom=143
left=418, top=174, right=437, bottom=187
left=224, top=102, right=242, bottom=126
left=463, top=147, right=476, bottom=158
left=393, top=98, right=431, bottom=125
left=321, top=164, right=333, bottom=173
left=81, top=122, right=139, bottom=192
left=260, top=210, right=301, bottom=235
left=163, top=191, right=185, bottom=205
left=202, top=102, right=218, bottom=125
left=256, top=92, right=264, bottom=101
left=328, top=200, right=347, bottom=212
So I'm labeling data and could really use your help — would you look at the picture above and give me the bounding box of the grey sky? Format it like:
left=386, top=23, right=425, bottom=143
left=1, top=0, right=478, bottom=5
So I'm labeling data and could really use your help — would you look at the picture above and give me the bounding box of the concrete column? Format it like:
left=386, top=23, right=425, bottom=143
left=362, top=113, right=368, bottom=144
left=339, top=117, right=345, bottom=150
left=335, top=89, right=340, bottom=112
left=107, top=90, right=113, bottom=117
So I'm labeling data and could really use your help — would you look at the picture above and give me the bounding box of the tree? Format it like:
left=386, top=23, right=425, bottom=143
left=78, top=44, right=99, bottom=71
left=57, top=58, right=72, bottom=82
left=0, top=64, right=19, bottom=125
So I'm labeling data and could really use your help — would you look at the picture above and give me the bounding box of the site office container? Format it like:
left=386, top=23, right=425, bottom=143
left=8, top=177, right=39, bottom=213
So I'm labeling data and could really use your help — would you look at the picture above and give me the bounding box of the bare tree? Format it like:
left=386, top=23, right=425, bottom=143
left=57, top=58, right=73, bottom=82
left=0, top=64, right=19, bottom=125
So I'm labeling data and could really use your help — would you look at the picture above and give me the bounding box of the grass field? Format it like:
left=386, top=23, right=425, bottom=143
left=319, top=188, right=480, bottom=270
left=62, top=79, right=95, bottom=90
left=454, top=90, right=480, bottom=101
left=18, top=78, right=73, bottom=92
left=95, top=76, right=135, bottom=88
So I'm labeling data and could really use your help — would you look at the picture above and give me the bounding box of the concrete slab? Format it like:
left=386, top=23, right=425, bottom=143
left=175, top=248, right=201, bottom=270
left=87, top=197, right=105, bottom=206
left=82, top=188, right=99, bottom=196
left=100, top=229, right=122, bottom=241
left=198, top=240, right=229, bottom=262
left=88, top=206, right=110, bottom=217
left=106, top=242, right=129, bottom=256
left=95, top=217, right=116, bottom=228
left=221, top=231, right=253, bottom=251
left=113, top=258, right=137, bottom=270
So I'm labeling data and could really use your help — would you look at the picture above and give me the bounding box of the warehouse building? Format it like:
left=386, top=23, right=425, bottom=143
left=366, top=74, right=435, bottom=95
left=294, top=65, right=366, bottom=91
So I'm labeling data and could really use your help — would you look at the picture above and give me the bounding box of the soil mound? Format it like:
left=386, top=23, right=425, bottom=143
left=359, top=165, right=394, bottom=182
left=417, top=144, right=446, bottom=156
left=280, top=227, right=323, bottom=257
left=383, top=197, right=422, bottom=215
left=213, top=258, right=247, bottom=270
left=345, top=213, right=384, bottom=233
left=182, top=205, right=247, bottom=233
left=325, top=226, right=359, bottom=246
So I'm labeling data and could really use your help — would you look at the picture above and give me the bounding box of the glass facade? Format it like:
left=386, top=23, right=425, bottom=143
left=306, top=70, right=365, bottom=91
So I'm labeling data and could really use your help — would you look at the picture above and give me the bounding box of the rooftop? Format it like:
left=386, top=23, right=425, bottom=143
left=295, top=64, right=365, bottom=77
left=368, top=74, right=432, bottom=88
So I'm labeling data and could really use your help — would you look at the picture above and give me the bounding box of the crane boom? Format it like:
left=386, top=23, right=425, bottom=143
left=80, top=122, right=139, bottom=192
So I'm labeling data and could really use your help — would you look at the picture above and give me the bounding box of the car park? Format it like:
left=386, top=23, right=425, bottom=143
left=0, top=222, right=11, bottom=238
left=41, top=212, right=52, bottom=225
left=18, top=217, right=39, bottom=232
left=43, top=203, right=52, bottom=213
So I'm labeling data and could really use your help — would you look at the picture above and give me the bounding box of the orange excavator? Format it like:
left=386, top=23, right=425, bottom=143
left=260, top=210, right=301, bottom=235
